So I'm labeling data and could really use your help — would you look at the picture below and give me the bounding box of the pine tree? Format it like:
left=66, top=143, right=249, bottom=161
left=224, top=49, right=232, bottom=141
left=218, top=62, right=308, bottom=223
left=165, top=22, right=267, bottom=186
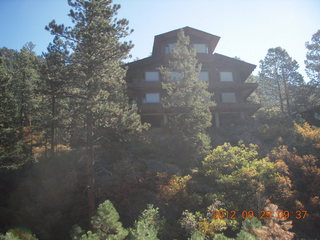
left=45, top=0, right=147, bottom=220
left=0, top=44, right=40, bottom=168
left=127, top=205, right=163, bottom=240
left=39, top=38, right=70, bottom=155
left=259, top=47, right=304, bottom=114
left=0, top=57, right=28, bottom=168
left=13, top=43, right=40, bottom=130
left=305, top=29, right=320, bottom=105
left=0, top=57, right=18, bottom=168
left=72, top=200, right=128, bottom=240
left=160, top=29, right=213, bottom=167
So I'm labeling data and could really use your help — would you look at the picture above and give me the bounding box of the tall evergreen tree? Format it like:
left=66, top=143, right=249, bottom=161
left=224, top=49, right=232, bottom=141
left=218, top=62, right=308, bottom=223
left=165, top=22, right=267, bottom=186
left=39, top=38, right=70, bottom=155
left=13, top=43, right=40, bottom=130
left=305, top=29, right=320, bottom=105
left=259, top=47, right=304, bottom=114
left=0, top=57, right=27, bottom=168
left=0, top=44, right=40, bottom=168
left=45, top=0, right=147, bottom=220
left=127, top=205, right=163, bottom=240
left=72, top=200, right=128, bottom=240
left=160, top=29, right=213, bottom=167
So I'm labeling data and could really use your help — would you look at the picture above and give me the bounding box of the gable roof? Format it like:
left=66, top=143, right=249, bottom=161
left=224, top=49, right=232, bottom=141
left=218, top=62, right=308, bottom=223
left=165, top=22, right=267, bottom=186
left=152, top=26, right=220, bottom=55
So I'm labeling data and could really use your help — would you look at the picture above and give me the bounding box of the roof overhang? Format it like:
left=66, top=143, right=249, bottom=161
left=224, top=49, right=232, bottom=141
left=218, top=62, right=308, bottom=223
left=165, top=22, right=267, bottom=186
left=152, top=26, right=221, bottom=55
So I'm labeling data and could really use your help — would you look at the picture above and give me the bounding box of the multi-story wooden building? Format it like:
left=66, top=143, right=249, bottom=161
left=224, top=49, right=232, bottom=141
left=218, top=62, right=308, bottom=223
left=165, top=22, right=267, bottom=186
left=126, top=27, right=259, bottom=127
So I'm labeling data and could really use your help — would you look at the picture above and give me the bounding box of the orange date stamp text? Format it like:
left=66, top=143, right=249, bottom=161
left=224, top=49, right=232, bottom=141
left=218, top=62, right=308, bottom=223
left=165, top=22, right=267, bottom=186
left=210, top=210, right=307, bottom=220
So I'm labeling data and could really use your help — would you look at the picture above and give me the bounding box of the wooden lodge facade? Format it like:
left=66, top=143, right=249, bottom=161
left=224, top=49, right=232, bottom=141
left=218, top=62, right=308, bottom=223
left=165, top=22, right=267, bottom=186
left=126, top=27, right=259, bottom=127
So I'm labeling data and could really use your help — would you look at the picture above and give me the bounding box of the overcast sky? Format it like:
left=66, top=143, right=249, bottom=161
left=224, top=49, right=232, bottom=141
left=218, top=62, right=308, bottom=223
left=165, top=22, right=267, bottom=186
left=0, top=0, right=319, bottom=79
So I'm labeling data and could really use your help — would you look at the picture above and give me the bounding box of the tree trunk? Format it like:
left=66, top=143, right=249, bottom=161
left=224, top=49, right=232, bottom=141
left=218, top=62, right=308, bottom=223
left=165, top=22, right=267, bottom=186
left=86, top=111, right=96, bottom=224
left=281, top=69, right=291, bottom=115
left=51, top=95, right=56, bottom=155
left=276, top=78, right=284, bottom=113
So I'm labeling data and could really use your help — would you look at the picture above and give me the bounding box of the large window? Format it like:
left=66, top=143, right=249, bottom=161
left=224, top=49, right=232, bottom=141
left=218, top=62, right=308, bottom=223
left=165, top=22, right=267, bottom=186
left=199, top=71, right=209, bottom=82
left=143, top=93, right=160, bottom=103
left=192, top=44, right=209, bottom=53
left=145, top=72, right=159, bottom=82
left=221, top=92, right=236, bottom=103
left=220, top=72, right=233, bottom=82
left=164, top=43, right=176, bottom=54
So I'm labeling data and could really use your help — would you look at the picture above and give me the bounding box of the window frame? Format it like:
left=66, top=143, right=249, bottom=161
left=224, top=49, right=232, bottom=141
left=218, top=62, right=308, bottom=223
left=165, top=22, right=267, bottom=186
left=219, top=72, right=234, bottom=82
left=145, top=71, right=159, bottom=82
left=199, top=71, right=209, bottom=82
left=192, top=43, right=209, bottom=53
left=164, top=43, right=176, bottom=54
left=143, top=93, right=161, bottom=103
left=221, top=92, right=236, bottom=103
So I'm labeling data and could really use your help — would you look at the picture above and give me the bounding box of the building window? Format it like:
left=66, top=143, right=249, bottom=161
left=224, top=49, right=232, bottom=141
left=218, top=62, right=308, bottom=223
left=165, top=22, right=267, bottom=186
left=145, top=72, right=159, bottom=82
left=143, top=93, right=160, bottom=103
left=199, top=71, right=209, bottom=82
left=165, top=43, right=176, bottom=54
left=221, top=92, right=236, bottom=103
left=220, top=72, right=233, bottom=82
left=192, top=44, right=209, bottom=53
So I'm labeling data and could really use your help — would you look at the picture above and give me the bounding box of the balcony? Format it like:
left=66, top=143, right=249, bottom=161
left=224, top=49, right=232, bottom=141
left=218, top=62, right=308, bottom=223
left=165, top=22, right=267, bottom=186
left=211, top=82, right=258, bottom=99
left=211, top=81, right=257, bottom=90
left=214, top=102, right=260, bottom=114
left=128, top=81, right=162, bottom=91
left=140, top=103, right=163, bottom=113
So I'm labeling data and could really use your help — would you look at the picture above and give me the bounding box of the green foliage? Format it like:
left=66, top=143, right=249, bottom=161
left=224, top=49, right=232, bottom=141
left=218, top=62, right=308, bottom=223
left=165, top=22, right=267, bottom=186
left=127, top=204, right=163, bottom=240
left=38, top=37, right=71, bottom=154
left=188, top=231, right=205, bottom=240
left=305, top=29, right=320, bottom=106
left=46, top=0, right=148, bottom=146
left=72, top=200, right=128, bottom=240
left=91, top=200, right=128, bottom=240
left=213, top=234, right=234, bottom=240
left=45, top=0, right=148, bottom=221
left=0, top=228, right=38, bottom=240
left=211, top=218, right=261, bottom=240
left=254, top=110, right=295, bottom=144
left=305, top=30, right=320, bottom=85
left=0, top=44, right=40, bottom=168
left=160, top=29, right=213, bottom=166
left=236, top=218, right=261, bottom=240
left=236, top=231, right=256, bottom=240
left=1, top=4, right=319, bottom=240
left=258, top=47, right=304, bottom=113
left=78, top=231, right=100, bottom=240
left=180, top=204, right=237, bottom=239
left=202, top=142, right=279, bottom=210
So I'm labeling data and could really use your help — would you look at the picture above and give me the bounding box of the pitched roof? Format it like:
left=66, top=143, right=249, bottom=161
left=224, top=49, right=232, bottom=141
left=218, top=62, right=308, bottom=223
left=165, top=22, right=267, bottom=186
left=152, top=26, right=220, bottom=55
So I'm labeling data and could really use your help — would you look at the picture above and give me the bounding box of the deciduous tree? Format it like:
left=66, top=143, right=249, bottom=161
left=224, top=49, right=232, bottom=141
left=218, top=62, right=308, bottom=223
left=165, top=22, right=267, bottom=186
left=202, top=142, right=279, bottom=211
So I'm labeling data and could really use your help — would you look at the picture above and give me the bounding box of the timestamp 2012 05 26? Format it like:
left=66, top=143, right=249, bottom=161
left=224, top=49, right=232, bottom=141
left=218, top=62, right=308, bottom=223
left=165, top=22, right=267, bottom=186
left=210, top=210, right=307, bottom=220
